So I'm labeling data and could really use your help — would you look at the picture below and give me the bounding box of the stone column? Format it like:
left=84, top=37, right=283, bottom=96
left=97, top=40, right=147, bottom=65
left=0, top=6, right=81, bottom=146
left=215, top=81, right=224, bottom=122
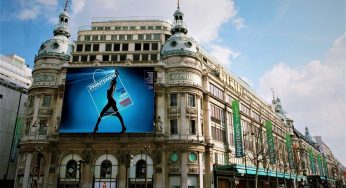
left=118, top=163, right=126, bottom=188
left=180, top=93, right=186, bottom=138
left=181, top=152, right=187, bottom=188
left=42, top=152, right=51, bottom=188
left=203, top=96, right=211, bottom=142
left=22, top=152, right=33, bottom=188
left=199, top=152, right=204, bottom=188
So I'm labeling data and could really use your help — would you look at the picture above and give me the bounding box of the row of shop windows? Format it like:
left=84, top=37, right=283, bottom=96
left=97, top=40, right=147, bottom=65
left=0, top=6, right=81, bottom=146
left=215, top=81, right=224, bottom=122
left=75, top=43, right=160, bottom=52
left=72, top=54, right=158, bottom=62
left=80, top=33, right=162, bottom=41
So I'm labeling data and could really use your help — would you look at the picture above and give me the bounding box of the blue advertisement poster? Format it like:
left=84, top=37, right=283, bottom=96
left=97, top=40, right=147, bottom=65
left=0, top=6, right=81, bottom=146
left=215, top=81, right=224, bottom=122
left=60, top=67, right=154, bottom=133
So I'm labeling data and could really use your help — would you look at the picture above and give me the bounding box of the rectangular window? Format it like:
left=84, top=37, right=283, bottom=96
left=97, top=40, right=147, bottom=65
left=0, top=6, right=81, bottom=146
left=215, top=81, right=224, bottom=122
left=187, top=94, right=195, bottom=107
left=151, top=43, right=159, bottom=50
left=140, top=26, right=146, bottom=30
left=81, top=55, right=88, bottom=62
left=122, top=26, right=128, bottom=30
left=105, top=44, right=112, bottom=51
left=114, top=26, right=121, bottom=30
left=127, top=35, right=132, bottom=40
left=84, top=35, right=90, bottom=41
left=111, top=55, right=118, bottom=61
left=97, top=27, right=103, bottom=30
left=103, top=55, right=109, bottom=61
left=92, top=44, right=99, bottom=51
left=119, top=35, right=125, bottom=40
left=155, top=26, right=162, bottom=30
left=133, top=54, right=140, bottom=61
left=130, top=26, right=136, bottom=30
left=76, top=44, right=83, bottom=52
left=111, top=35, right=117, bottom=40
left=170, top=94, right=177, bottom=106
left=241, top=104, right=250, bottom=116
left=42, top=95, right=51, bottom=107
left=209, top=83, right=223, bottom=99
left=138, top=34, right=144, bottom=40
left=253, top=111, right=260, bottom=122
left=105, top=27, right=110, bottom=30
left=119, top=54, right=127, bottom=61
left=151, top=54, right=157, bottom=61
left=92, top=35, right=99, bottom=41
left=100, top=35, right=106, bottom=41
left=170, top=119, right=178, bottom=135
left=143, top=43, right=150, bottom=50
left=113, top=43, right=120, bottom=51
left=84, top=44, right=91, bottom=51
left=142, top=54, right=148, bottom=61
left=211, top=126, right=226, bottom=143
left=122, top=43, right=129, bottom=51
left=89, top=55, right=96, bottom=61
left=146, top=34, right=152, bottom=40
left=189, top=120, right=196, bottom=135
left=153, top=34, right=160, bottom=40
left=135, top=43, right=142, bottom=51
left=148, top=26, right=154, bottom=30
left=72, top=56, right=79, bottom=62
left=210, top=104, right=225, bottom=124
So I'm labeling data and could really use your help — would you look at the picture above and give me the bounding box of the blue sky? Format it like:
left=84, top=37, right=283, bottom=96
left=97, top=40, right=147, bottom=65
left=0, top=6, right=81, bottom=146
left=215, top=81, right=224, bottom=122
left=0, top=0, right=345, bottom=164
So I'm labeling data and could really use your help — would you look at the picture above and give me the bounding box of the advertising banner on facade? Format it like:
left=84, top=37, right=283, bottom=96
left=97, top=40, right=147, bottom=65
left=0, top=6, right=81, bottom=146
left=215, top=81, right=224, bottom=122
left=265, top=120, right=276, bottom=164
left=232, top=100, right=243, bottom=157
left=317, top=153, right=324, bottom=176
left=322, top=155, right=328, bottom=177
left=309, top=148, right=316, bottom=174
left=10, top=117, right=23, bottom=162
left=285, top=133, right=294, bottom=169
left=60, top=67, right=154, bottom=133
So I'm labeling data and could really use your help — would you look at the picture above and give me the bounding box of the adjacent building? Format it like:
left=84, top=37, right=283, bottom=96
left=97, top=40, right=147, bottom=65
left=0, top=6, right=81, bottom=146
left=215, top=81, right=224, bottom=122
left=0, top=54, right=32, bottom=185
left=14, top=3, right=344, bottom=188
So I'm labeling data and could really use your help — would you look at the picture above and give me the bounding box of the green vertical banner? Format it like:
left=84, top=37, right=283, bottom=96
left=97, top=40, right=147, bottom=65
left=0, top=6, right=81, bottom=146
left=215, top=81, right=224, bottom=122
left=285, top=133, right=294, bottom=169
left=10, top=117, right=23, bottom=162
left=322, top=155, right=328, bottom=178
left=232, top=100, right=243, bottom=157
left=317, top=153, right=324, bottom=176
left=308, top=148, right=316, bottom=174
left=265, top=120, right=276, bottom=164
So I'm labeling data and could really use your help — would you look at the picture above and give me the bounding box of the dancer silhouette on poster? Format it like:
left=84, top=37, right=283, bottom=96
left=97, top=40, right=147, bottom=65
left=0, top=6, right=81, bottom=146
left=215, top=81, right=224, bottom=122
left=93, top=69, right=126, bottom=134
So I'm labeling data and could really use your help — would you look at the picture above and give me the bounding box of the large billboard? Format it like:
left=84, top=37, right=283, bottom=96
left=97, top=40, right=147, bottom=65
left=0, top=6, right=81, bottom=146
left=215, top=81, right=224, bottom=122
left=60, top=67, right=154, bottom=133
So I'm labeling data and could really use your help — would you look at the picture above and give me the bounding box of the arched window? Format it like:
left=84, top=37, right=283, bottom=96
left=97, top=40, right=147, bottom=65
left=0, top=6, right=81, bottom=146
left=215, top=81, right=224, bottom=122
left=100, top=160, right=112, bottom=178
left=136, top=160, right=146, bottom=178
left=65, top=160, right=77, bottom=178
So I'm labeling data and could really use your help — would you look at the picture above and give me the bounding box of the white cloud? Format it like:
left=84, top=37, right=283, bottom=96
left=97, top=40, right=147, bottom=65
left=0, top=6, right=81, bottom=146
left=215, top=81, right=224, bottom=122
left=17, top=7, right=39, bottom=20
left=16, top=0, right=58, bottom=20
left=209, top=44, right=240, bottom=65
left=231, top=16, right=246, bottom=30
left=257, top=33, right=346, bottom=164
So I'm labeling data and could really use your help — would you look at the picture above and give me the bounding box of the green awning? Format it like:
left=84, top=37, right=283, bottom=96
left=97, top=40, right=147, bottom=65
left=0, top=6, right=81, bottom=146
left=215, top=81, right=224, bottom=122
left=214, top=164, right=307, bottom=181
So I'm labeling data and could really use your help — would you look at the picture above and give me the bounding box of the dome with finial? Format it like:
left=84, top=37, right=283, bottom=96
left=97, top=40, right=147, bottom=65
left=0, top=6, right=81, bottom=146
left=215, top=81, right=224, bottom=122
left=37, top=6, right=72, bottom=58
left=161, top=2, right=199, bottom=59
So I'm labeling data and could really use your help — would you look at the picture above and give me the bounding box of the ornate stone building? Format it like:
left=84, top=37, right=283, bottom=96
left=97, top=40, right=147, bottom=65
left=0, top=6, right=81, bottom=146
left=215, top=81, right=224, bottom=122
left=14, top=3, right=344, bottom=188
